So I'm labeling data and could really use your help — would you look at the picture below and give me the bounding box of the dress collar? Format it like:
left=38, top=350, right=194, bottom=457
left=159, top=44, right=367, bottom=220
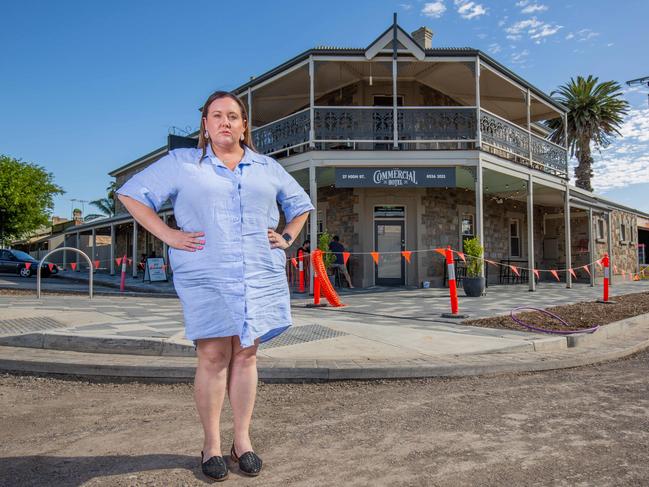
left=202, top=144, right=267, bottom=167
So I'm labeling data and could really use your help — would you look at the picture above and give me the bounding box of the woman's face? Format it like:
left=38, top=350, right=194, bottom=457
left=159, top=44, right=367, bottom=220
left=204, top=97, right=247, bottom=149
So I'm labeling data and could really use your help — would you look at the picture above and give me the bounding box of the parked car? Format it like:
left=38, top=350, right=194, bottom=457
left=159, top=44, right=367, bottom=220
left=0, top=249, right=59, bottom=278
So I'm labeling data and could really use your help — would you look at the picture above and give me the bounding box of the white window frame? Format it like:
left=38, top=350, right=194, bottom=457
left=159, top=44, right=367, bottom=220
left=620, top=222, right=627, bottom=243
left=460, top=212, right=475, bottom=253
left=509, top=218, right=521, bottom=258
left=596, top=218, right=605, bottom=240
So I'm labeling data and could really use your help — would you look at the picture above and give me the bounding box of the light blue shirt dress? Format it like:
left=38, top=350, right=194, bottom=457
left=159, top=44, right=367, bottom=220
left=116, top=145, right=314, bottom=347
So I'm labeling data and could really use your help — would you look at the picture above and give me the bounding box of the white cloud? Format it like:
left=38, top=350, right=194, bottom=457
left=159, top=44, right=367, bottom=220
left=516, top=1, right=548, bottom=13
left=422, top=1, right=447, bottom=18
left=565, top=28, right=600, bottom=42
left=505, top=17, right=562, bottom=43
left=498, top=16, right=508, bottom=27
left=591, top=106, right=649, bottom=191
left=488, top=42, right=502, bottom=54
left=454, top=0, right=487, bottom=20
left=511, top=49, right=529, bottom=64
left=399, top=3, right=413, bottom=11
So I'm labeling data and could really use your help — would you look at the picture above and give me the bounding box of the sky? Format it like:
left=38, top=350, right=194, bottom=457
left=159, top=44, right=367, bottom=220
left=1, top=0, right=648, bottom=219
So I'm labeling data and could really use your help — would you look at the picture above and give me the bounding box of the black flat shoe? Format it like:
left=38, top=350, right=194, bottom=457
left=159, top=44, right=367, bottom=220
left=230, top=444, right=262, bottom=476
left=201, top=451, right=229, bottom=481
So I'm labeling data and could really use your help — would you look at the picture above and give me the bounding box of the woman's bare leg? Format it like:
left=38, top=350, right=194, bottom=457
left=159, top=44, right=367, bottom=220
left=227, top=336, right=259, bottom=454
left=195, top=337, right=232, bottom=461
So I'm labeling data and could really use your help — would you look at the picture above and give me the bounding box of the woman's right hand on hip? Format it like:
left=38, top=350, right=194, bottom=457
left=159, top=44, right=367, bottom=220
left=165, top=229, right=205, bottom=251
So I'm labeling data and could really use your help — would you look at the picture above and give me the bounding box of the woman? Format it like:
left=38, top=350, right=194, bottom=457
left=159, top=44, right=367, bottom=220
left=117, top=91, right=313, bottom=481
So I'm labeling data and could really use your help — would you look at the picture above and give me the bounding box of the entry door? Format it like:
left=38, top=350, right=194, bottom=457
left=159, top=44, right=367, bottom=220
left=374, top=220, right=405, bottom=286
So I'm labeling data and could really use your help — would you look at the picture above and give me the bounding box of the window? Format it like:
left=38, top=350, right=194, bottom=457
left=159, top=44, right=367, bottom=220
left=596, top=218, right=605, bottom=240
left=461, top=213, right=474, bottom=252
left=620, top=223, right=627, bottom=242
left=306, top=209, right=325, bottom=242
left=510, top=219, right=521, bottom=257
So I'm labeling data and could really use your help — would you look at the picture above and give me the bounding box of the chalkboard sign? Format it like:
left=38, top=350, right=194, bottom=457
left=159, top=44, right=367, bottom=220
left=144, top=257, right=167, bottom=282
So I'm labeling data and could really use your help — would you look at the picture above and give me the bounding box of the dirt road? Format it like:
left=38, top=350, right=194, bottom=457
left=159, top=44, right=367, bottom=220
left=1, top=350, right=648, bottom=486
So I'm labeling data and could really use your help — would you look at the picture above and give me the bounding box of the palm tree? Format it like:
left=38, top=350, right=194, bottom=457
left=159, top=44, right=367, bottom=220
left=547, top=75, right=629, bottom=191
left=90, top=181, right=117, bottom=217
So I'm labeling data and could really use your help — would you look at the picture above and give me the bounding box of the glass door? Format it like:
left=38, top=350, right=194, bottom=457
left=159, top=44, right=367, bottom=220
left=374, top=220, right=405, bottom=286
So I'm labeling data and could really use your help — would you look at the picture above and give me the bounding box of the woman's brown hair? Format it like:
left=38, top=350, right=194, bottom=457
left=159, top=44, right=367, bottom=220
left=197, top=90, right=255, bottom=160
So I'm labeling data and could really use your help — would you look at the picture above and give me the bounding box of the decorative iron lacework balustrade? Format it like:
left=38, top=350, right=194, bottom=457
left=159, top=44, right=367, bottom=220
left=314, top=107, right=393, bottom=141
left=531, top=134, right=567, bottom=176
left=252, top=109, right=310, bottom=155
left=398, top=108, right=476, bottom=140
left=480, top=111, right=529, bottom=159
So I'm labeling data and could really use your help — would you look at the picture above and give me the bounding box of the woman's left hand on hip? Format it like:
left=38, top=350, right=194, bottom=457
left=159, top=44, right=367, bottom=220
left=268, top=229, right=290, bottom=250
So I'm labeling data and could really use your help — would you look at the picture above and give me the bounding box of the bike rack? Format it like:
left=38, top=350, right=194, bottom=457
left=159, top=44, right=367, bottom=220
left=37, top=247, right=93, bottom=299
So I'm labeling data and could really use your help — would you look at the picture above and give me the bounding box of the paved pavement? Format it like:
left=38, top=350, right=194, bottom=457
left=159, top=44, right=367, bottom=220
left=1, top=279, right=648, bottom=380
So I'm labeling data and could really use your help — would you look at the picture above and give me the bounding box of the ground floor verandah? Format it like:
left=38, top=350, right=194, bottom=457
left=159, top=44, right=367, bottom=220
left=49, top=153, right=643, bottom=291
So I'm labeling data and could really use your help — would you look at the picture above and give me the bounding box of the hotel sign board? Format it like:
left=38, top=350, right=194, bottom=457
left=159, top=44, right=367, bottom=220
left=335, top=167, right=456, bottom=188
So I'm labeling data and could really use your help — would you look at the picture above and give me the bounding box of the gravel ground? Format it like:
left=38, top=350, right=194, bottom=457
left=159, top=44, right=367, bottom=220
left=1, top=348, right=649, bottom=486
left=465, top=291, right=649, bottom=332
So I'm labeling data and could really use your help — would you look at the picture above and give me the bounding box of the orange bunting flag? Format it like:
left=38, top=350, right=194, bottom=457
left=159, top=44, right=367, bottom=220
left=25, top=262, right=32, bottom=270
left=115, top=257, right=122, bottom=267
left=510, top=265, right=520, bottom=277
left=70, top=262, right=77, bottom=271
left=569, top=268, right=577, bottom=279
left=634, top=274, right=640, bottom=281
left=533, top=269, right=540, bottom=280
left=550, top=270, right=560, bottom=281
left=596, top=259, right=603, bottom=269
left=48, top=263, right=54, bottom=272
left=290, top=257, right=297, bottom=268
left=455, top=251, right=466, bottom=263
left=343, top=252, right=351, bottom=265
left=582, top=265, right=591, bottom=276
left=370, top=252, right=379, bottom=265
left=434, top=248, right=446, bottom=257
left=401, top=251, right=412, bottom=263
left=94, top=260, right=100, bottom=270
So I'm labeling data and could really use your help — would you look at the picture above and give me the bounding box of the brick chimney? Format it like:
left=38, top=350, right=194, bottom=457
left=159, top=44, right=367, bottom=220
left=411, top=27, right=433, bottom=49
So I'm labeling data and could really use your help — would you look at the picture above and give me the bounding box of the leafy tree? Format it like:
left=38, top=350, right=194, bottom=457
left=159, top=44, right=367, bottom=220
left=0, top=155, right=64, bottom=242
left=547, top=75, right=629, bottom=191
left=90, top=181, right=116, bottom=216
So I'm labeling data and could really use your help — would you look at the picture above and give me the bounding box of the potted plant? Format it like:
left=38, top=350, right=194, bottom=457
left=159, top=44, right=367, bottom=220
left=462, top=237, right=485, bottom=297
left=318, top=231, right=336, bottom=272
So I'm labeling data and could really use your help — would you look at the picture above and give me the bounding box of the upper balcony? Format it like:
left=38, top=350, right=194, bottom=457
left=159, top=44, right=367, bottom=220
left=245, top=56, right=568, bottom=179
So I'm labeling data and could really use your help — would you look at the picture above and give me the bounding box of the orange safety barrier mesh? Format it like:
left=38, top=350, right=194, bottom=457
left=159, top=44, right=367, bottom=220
left=311, top=249, right=345, bottom=307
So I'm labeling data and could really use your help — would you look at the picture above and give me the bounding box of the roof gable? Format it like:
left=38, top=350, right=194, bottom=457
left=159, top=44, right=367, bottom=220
left=365, top=22, right=425, bottom=61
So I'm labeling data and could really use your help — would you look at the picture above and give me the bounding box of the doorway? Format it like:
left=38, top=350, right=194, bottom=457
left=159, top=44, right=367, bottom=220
left=374, top=206, right=405, bottom=286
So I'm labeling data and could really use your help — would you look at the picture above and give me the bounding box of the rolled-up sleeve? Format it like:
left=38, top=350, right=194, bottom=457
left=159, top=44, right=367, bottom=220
left=274, top=161, right=314, bottom=222
left=116, top=152, right=178, bottom=212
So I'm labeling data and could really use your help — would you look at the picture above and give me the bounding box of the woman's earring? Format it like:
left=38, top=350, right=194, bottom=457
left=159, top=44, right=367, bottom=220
left=204, top=130, right=209, bottom=138
left=240, top=134, right=244, bottom=141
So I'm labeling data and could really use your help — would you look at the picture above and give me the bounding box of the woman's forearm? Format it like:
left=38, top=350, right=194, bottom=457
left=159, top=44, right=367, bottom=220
left=283, top=212, right=310, bottom=244
left=117, top=195, right=173, bottom=244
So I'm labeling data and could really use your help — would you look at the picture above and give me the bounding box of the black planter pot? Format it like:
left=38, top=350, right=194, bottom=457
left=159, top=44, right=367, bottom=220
left=463, top=277, right=485, bottom=297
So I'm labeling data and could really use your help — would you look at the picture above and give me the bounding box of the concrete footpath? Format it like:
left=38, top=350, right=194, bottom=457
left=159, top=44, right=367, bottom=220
left=1, top=280, right=648, bottom=381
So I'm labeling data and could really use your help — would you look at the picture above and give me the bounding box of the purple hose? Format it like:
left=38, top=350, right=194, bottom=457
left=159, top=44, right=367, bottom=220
left=510, top=306, right=599, bottom=335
